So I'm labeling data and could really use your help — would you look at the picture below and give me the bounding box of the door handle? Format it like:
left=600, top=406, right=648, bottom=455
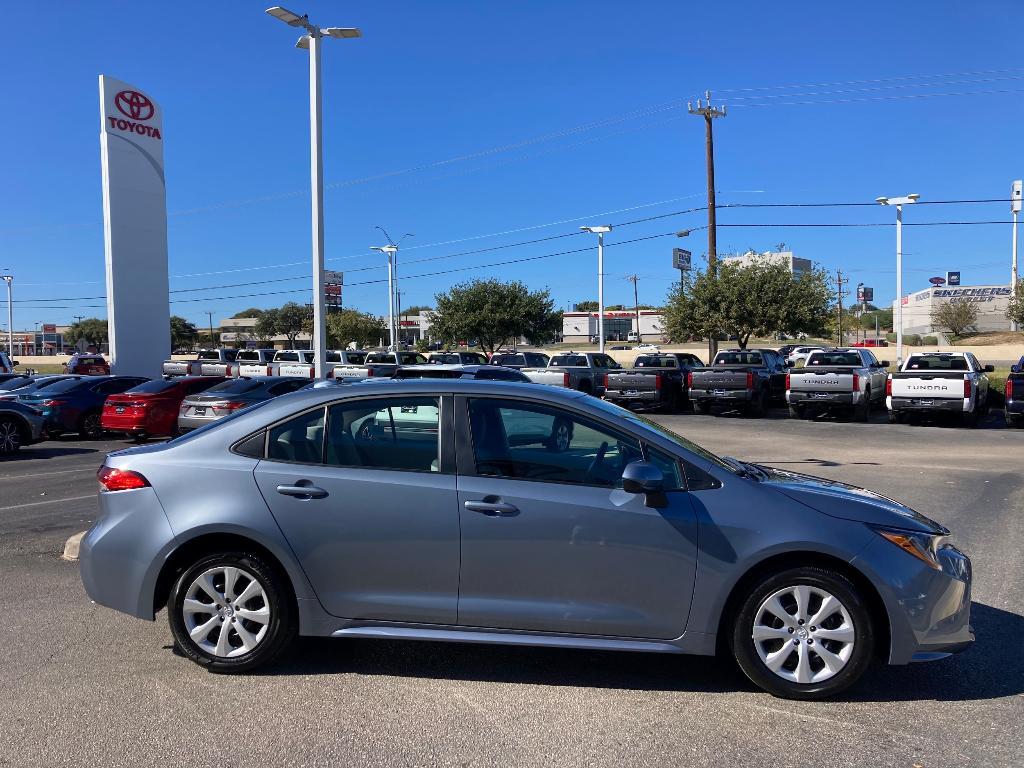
left=276, top=484, right=328, bottom=500
left=464, top=500, right=519, bottom=516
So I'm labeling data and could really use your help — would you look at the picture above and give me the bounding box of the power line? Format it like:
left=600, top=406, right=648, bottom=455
left=711, top=66, right=1024, bottom=95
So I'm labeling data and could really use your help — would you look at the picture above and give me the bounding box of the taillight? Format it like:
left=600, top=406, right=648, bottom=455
left=654, top=373, right=662, bottom=390
left=563, top=371, right=570, bottom=387
left=42, top=399, right=64, bottom=407
left=309, top=368, right=316, bottom=379
left=885, top=377, right=892, bottom=397
left=785, top=373, right=791, bottom=390
left=746, top=372, right=754, bottom=389
left=223, top=401, right=248, bottom=411
left=963, top=379, right=971, bottom=399
left=687, top=372, right=693, bottom=388
left=603, top=374, right=609, bottom=389
left=367, top=367, right=376, bottom=377
left=852, top=372, right=860, bottom=392
left=1006, top=379, right=1013, bottom=401
left=97, top=465, right=150, bottom=492
left=266, top=365, right=273, bottom=376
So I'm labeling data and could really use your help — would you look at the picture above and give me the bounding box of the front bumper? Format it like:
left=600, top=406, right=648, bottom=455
left=888, top=396, right=966, bottom=413
left=852, top=535, right=974, bottom=665
left=79, top=487, right=177, bottom=620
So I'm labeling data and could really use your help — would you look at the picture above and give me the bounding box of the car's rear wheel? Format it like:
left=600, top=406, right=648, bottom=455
left=856, top=390, right=871, bottom=423
left=0, top=416, right=24, bottom=455
left=787, top=405, right=804, bottom=420
left=748, top=390, right=766, bottom=418
left=78, top=411, right=102, bottom=439
left=887, top=411, right=902, bottom=424
left=732, top=566, right=874, bottom=700
left=693, top=400, right=711, bottom=415
left=168, top=551, right=296, bottom=673
left=961, top=410, right=978, bottom=428
left=1007, top=412, right=1022, bottom=429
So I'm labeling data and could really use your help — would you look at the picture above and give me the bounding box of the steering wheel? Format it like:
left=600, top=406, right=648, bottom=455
left=585, top=441, right=609, bottom=482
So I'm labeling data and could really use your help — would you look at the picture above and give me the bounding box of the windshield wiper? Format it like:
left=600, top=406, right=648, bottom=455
left=723, top=456, right=767, bottom=481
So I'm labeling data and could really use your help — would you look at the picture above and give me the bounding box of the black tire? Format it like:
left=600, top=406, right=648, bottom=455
left=731, top=566, right=875, bottom=700
left=1007, top=411, right=1022, bottom=429
left=0, top=416, right=25, bottom=456
left=663, top=386, right=682, bottom=414
left=693, top=400, right=711, bottom=415
left=887, top=410, right=902, bottom=424
left=167, top=551, right=296, bottom=674
left=748, top=390, right=766, bottom=418
left=78, top=411, right=103, bottom=440
left=855, top=390, right=871, bottom=423
left=961, top=410, right=978, bottom=429
left=787, top=405, right=803, bottom=420
left=130, top=431, right=149, bottom=444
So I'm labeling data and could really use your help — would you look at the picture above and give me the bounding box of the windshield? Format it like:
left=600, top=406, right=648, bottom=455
left=807, top=352, right=862, bottom=366
left=204, top=379, right=263, bottom=395
left=585, top=396, right=737, bottom=473
left=715, top=352, right=763, bottom=365
left=550, top=355, right=587, bottom=366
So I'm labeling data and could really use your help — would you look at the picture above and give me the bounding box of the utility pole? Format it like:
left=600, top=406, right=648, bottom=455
left=205, top=311, right=215, bottom=348
left=1012, top=180, right=1021, bottom=331
left=688, top=90, right=726, bottom=361
left=626, top=274, right=642, bottom=342
left=1, top=273, right=12, bottom=359
left=835, top=270, right=847, bottom=346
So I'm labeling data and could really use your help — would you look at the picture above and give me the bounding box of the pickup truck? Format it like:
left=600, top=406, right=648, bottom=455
left=272, top=349, right=367, bottom=379
left=886, top=351, right=994, bottom=427
left=0, top=351, right=18, bottom=375
left=522, top=352, right=620, bottom=395
left=603, top=352, right=705, bottom=412
left=161, top=349, right=238, bottom=379
left=1005, top=356, right=1024, bottom=428
left=332, top=350, right=428, bottom=382
left=233, top=348, right=278, bottom=377
left=785, top=348, right=888, bottom=422
left=688, top=349, right=787, bottom=416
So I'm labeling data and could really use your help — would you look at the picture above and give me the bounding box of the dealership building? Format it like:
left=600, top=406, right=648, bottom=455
left=561, top=310, right=667, bottom=344
left=893, top=283, right=1013, bottom=338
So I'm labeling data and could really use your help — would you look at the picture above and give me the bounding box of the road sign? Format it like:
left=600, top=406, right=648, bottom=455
left=672, top=248, right=691, bottom=271
left=42, top=323, right=57, bottom=333
left=324, top=271, right=343, bottom=307
left=929, top=276, right=946, bottom=286
left=856, top=285, right=873, bottom=303
left=946, top=271, right=961, bottom=286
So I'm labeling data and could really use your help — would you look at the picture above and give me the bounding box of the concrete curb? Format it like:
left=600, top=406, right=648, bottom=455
left=62, top=531, right=86, bottom=562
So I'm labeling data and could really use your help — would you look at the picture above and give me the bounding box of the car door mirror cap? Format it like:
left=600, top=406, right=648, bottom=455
left=622, top=461, right=669, bottom=508
left=878, top=360, right=890, bottom=368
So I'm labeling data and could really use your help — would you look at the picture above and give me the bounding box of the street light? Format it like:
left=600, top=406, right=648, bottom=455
left=370, top=245, right=399, bottom=349
left=580, top=225, right=613, bottom=353
left=876, top=193, right=919, bottom=367
left=1, top=273, right=12, bottom=359
left=266, top=6, right=361, bottom=377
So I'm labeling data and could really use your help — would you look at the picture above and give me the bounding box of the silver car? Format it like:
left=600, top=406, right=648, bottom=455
left=0, top=400, right=46, bottom=455
left=178, top=377, right=311, bottom=433
left=80, top=379, right=973, bottom=699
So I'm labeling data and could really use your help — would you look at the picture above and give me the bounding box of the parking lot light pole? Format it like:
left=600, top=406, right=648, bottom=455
left=1, top=273, right=12, bottom=358
left=580, top=226, right=613, bottom=354
left=265, top=6, right=361, bottom=377
left=876, top=194, right=919, bottom=367
left=371, top=245, right=399, bottom=349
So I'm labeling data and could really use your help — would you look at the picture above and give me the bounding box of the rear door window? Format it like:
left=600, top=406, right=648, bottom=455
left=267, top=407, right=326, bottom=464
left=325, top=396, right=441, bottom=472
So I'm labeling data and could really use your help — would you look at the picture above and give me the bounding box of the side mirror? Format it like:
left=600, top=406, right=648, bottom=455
left=984, top=364, right=995, bottom=373
left=12, top=361, right=19, bottom=367
left=1012, top=365, right=1021, bottom=374
left=622, top=461, right=669, bottom=508
left=878, top=360, right=890, bottom=368
left=784, top=360, right=794, bottom=368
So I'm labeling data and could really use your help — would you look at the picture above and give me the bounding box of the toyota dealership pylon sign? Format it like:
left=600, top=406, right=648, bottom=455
left=99, top=75, right=170, bottom=378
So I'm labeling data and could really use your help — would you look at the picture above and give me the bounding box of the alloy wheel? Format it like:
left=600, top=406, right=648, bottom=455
left=751, top=584, right=856, bottom=684
left=182, top=566, right=271, bottom=658
left=0, top=419, right=21, bottom=453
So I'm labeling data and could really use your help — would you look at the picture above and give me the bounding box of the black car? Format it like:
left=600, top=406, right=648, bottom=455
left=394, top=364, right=530, bottom=382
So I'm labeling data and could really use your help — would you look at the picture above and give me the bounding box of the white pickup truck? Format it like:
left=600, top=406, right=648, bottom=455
left=886, top=352, right=994, bottom=427
left=162, top=348, right=238, bottom=378
left=332, top=351, right=427, bottom=382
left=786, top=348, right=889, bottom=421
left=270, top=349, right=368, bottom=379
left=232, top=348, right=278, bottom=377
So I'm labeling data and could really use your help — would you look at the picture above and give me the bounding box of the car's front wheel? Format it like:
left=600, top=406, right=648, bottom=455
left=168, top=551, right=296, bottom=673
left=0, top=416, right=24, bottom=455
left=731, top=566, right=875, bottom=700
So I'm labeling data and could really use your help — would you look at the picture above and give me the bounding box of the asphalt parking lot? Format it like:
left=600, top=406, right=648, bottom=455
left=1, top=411, right=1022, bottom=768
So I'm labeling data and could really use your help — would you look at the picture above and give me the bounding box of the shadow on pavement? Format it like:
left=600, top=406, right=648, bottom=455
left=5, top=446, right=101, bottom=461
left=253, top=602, right=1019, bottom=702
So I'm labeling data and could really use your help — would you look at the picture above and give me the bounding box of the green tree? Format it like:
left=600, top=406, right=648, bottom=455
left=232, top=307, right=265, bottom=319
left=574, top=300, right=598, bottom=311
left=931, top=300, right=979, bottom=339
left=431, top=279, right=561, bottom=355
left=401, top=304, right=433, bottom=315
left=663, top=261, right=831, bottom=348
left=1006, top=280, right=1024, bottom=328
left=169, top=316, right=198, bottom=351
left=254, top=309, right=280, bottom=344
left=65, top=318, right=108, bottom=347
left=326, top=309, right=386, bottom=349
left=278, top=302, right=312, bottom=347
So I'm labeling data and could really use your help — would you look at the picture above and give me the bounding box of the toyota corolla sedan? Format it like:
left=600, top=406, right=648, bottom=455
left=79, top=380, right=973, bottom=699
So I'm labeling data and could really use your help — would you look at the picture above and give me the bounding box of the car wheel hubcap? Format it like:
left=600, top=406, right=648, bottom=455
left=0, top=421, right=19, bottom=452
left=752, top=584, right=855, bottom=684
left=183, top=566, right=271, bottom=658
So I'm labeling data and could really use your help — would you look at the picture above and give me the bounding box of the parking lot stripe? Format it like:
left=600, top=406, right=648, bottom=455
left=0, top=467, right=97, bottom=482
left=0, top=493, right=95, bottom=513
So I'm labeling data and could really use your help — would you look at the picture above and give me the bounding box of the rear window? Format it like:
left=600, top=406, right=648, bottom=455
left=396, top=368, right=460, bottom=379
left=197, top=350, right=221, bottom=360
left=490, top=354, right=525, bottom=366
left=0, top=376, right=33, bottom=391
left=236, top=350, right=270, bottom=361
left=399, top=353, right=428, bottom=365
left=126, top=379, right=183, bottom=394
left=205, top=379, right=263, bottom=394
left=365, top=353, right=392, bottom=363
left=430, top=354, right=461, bottom=365
left=715, top=352, right=763, bottom=365
left=275, top=352, right=299, bottom=362
left=906, top=355, right=969, bottom=371
left=807, top=352, right=862, bottom=367
left=73, top=357, right=106, bottom=365
left=326, top=352, right=342, bottom=363
left=344, top=352, right=366, bottom=365
left=635, top=355, right=678, bottom=368
left=550, top=355, right=587, bottom=366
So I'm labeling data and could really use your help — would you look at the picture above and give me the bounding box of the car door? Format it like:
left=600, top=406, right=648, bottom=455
left=254, top=393, right=460, bottom=624
left=455, top=396, right=698, bottom=640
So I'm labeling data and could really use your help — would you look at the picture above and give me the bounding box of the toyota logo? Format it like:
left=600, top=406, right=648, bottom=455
left=114, top=90, right=154, bottom=121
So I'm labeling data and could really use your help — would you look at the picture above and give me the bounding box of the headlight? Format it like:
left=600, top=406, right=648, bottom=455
left=874, top=526, right=948, bottom=570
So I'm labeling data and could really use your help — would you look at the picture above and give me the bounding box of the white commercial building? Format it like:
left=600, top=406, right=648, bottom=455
left=561, top=310, right=666, bottom=344
left=893, top=283, right=1013, bottom=338
left=720, top=250, right=813, bottom=278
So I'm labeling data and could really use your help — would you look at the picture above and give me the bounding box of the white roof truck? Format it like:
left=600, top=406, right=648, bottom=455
left=886, top=352, right=994, bottom=428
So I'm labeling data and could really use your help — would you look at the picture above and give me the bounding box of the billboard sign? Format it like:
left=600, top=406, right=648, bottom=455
left=928, top=276, right=946, bottom=286
left=672, top=248, right=691, bottom=271
left=99, top=75, right=170, bottom=378
left=324, top=270, right=343, bottom=307
left=42, top=323, right=57, bottom=333
left=856, top=286, right=873, bottom=303
left=946, top=271, right=961, bottom=286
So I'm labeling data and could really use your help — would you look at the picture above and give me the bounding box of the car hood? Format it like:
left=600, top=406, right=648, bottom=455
left=756, top=465, right=946, bottom=534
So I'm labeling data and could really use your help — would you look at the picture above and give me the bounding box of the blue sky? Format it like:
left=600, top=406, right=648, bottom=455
left=2, top=0, right=1023, bottom=329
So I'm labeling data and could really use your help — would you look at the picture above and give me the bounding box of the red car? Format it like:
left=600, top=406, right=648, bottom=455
left=852, top=339, right=889, bottom=348
left=63, top=353, right=111, bottom=375
left=101, top=376, right=227, bottom=441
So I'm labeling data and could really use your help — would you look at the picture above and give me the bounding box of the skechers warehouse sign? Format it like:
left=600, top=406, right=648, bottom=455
left=913, top=287, right=1011, bottom=304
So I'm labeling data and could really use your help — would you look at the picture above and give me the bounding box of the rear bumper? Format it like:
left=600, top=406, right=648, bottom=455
left=888, top=396, right=966, bottom=413
left=605, top=391, right=661, bottom=405
left=787, top=391, right=856, bottom=407
left=100, top=414, right=148, bottom=433
left=177, top=414, right=226, bottom=432
left=691, top=388, right=752, bottom=403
